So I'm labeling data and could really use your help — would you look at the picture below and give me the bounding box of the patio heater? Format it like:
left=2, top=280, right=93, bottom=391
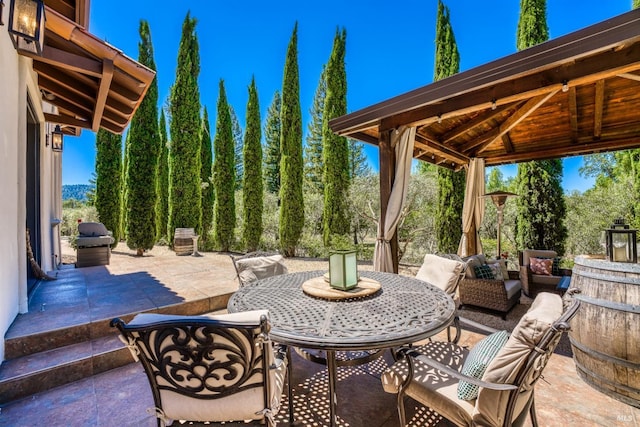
left=482, top=191, right=518, bottom=259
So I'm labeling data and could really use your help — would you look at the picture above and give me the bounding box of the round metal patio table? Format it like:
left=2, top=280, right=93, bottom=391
left=227, top=270, right=456, bottom=427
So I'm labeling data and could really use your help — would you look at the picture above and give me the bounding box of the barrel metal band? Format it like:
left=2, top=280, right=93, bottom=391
left=574, top=269, right=640, bottom=286
left=573, top=293, right=640, bottom=314
left=573, top=359, right=640, bottom=395
left=569, top=336, right=640, bottom=370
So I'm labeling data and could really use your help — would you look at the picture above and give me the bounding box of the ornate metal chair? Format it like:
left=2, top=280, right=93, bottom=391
left=381, top=292, right=580, bottom=427
left=415, top=253, right=467, bottom=343
left=111, top=310, right=290, bottom=427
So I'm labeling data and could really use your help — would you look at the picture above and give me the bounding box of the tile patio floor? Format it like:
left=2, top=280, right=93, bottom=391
left=0, top=243, right=638, bottom=426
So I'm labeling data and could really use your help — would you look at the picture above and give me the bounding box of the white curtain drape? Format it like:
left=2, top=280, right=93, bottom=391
left=457, top=158, right=486, bottom=257
left=373, top=126, right=416, bottom=272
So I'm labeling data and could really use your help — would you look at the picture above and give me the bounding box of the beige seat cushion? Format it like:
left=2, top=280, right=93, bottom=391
left=382, top=341, right=474, bottom=426
left=416, top=254, right=466, bottom=296
left=236, top=254, right=288, bottom=285
left=473, top=293, right=563, bottom=426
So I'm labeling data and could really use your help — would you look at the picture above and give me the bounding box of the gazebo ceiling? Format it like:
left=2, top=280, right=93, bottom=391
left=330, top=9, right=640, bottom=171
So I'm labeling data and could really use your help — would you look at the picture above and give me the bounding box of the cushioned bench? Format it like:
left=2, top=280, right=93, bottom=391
left=76, top=222, right=115, bottom=268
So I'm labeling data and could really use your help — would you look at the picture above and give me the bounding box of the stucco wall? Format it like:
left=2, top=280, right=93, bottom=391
left=0, top=24, right=52, bottom=362
left=0, top=25, right=24, bottom=362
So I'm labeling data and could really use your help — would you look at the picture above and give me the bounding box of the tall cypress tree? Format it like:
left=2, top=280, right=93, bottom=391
left=230, top=106, right=244, bottom=190
left=305, top=66, right=326, bottom=193
left=125, top=20, right=160, bottom=256
left=95, top=129, right=122, bottom=248
left=213, top=80, right=236, bottom=252
left=279, top=23, right=304, bottom=257
left=120, top=131, right=130, bottom=241
left=263, top=91, right=282, bottom=194
left=200, top=107, right=214, bottom=244
left=169, top=13, right=202, bottom=243
left=155, top=110, right=169, bottom=241
left=242, top=77, right=263, bottom=251
left=514, top=0, right=567, bottom=254
left=433, top=0, right=465, bottom=254
left=635, top=0, right=640, bottom=9
left=322, top=28, right=350, bottom=247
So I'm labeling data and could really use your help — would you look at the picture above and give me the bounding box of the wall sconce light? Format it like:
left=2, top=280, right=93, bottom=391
left=8, top=0, right=45, bottom=56
left=51, top=125, right=63, bottom=152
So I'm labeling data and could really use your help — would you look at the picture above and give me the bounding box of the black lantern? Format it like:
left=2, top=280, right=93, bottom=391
left=51, top=125, right=63, bottom=152
left=605, top=218, right=637, bottom=263
left=8, top=0, right=45, bottom=56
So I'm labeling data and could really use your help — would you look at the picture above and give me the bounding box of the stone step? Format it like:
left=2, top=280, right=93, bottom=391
left=0, top=334, right=130, bottom=404
left=0, top=294, right=233, bottom=404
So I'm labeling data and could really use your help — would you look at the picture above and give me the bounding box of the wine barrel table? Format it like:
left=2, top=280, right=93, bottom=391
left=569, top=256, right=640, bottom=408
left=173, top=228, right=194, bottom=255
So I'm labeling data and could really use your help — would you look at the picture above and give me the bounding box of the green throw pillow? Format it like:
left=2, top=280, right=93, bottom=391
left=473, top=264, right=495, bottom=280
left=457, top=330, right=509, bottom=400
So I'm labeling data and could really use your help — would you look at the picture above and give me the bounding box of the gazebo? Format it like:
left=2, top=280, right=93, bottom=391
left=330, top=8, right=640, bottom=272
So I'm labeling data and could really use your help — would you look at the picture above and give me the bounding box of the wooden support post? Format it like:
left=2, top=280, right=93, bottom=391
left=378, top=130, right=399, bottom=273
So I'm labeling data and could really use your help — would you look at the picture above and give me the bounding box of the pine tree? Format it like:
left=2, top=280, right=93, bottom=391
left=213, top=80, right=236, bottom=252
left=242, top=77, right=263, bottom=251
left=169, top=13, right=202, bottom=243
left=94, top=129, right=122, bottom=248
left=155, top=110, right=169, bottom=241
left=305, top=66, right=326, bottom=193
left=433, top=0, right=465, bottom=254
left=200, top=107, right=214, bottom=244
left=322, top=28, right=350, bottom=247
left=263, top=91, right=282, bottom=194
left=125, top=20, right=160, bottom=256
left=279, top=23, right=304, bottom=257
left=230, top=105, right=244, bottom=190
left=349, top=138, right=372, bottom=179
left=515, top=0, right=567, bottom=255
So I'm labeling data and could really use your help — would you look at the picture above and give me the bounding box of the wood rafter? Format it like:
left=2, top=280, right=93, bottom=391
left=594, top=79, right=605, bottom=139
left=33, top=45, right=102, bottom=77
left=618, top=72, right=640, bottom=82
left=439, top=103, right=516, bottom=144
left=414, top=133, right=469, bottom=165
left=568, top=86, right=579, bottom=143
left=477, top=90, right=559, bottom=154
left=93, top=59, right=114, bottom=131
left=502, top=133, right=514, bottom=153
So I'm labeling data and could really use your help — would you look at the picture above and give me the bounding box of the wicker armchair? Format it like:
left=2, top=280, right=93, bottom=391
left=519, top=249, right=572, bottom=297
left=459, top=254, right=522, bottom=319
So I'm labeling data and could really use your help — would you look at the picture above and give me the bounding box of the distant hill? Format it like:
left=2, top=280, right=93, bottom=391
left=62, top=184, right=94, bottom=202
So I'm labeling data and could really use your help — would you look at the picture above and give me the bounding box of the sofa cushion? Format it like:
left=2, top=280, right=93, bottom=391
left=531, top=274, right=561, bottom=287
left=504, top=280, right=522, bottom=299
left=415, top=254, right=466, bottom=296
left=487, top=263, right=503, bottom=280
left=474, top=265, right=495, bottom=280
left=530, top=257, right=553, bottom=275
left=488, top=259, right=509, bottom=280
left=78, top=222, right=110, bottom=237
left=76, top=235, right=115, bottom=247
left=463, top=255, right=487, bottom=279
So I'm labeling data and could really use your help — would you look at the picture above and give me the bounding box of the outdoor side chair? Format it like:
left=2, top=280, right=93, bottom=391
left=111, top=310, right=290, bottom=427
left=381, top=291, right=580, bottom=427
left=230, top=251, right=288, bottom=287
left=415, top=253, right=467, bottom=343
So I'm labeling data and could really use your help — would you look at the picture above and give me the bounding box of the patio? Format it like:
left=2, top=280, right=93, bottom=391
left=0, top=243, right=638, bottom=426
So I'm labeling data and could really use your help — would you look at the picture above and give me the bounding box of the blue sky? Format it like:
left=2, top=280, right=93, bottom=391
left=62, top=0, right=633, bottom=191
